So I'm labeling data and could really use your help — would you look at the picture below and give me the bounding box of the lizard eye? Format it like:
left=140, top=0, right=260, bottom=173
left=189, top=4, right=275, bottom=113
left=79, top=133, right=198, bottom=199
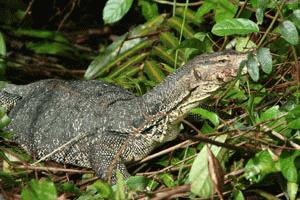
left=193, top=69, right=202, bottom=79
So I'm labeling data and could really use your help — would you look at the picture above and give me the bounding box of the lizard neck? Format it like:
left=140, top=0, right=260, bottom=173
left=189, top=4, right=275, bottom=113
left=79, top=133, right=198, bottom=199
left=142, top=61, right=221, bottom=120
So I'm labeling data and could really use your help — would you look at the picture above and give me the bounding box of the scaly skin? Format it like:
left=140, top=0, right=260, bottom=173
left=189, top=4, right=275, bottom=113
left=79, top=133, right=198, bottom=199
left=2, top=51, right=248, bottom=183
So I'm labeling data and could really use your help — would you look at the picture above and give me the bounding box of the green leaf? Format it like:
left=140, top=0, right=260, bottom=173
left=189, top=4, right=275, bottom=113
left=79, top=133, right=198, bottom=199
left=126, top=176, right=149, bottom=192
left=138, top=0, right=159, bottom=21
left=189, top=135, right=227, bottom=198
left=159, top=173, right=176, bottom=187
left=159, top=32, right=179, bottom=48
left=288, top=118, right=300, bottom=129
left=115, top=171, right=126, bottom=200
left=256, top=8, right=264, bottom=25
left=176, top=38, right=204, bottom=50
left=103, top=0, right=134, bottom=24
left=107, top=52, right=148, bottom=79
left=257, top=48, right=272, bottom=74
left=246, top=53, right=260, bottom=81
left=85, top=14, right=166, bottom=79
left=0, top=32, right=6, bottom=78
left=176, top=7, right=201, bottom=24
left=233, top=190, right=245, bottom=200
left=280, top=151, right=300, bottom=182
left=144, top=60, right=165, bottom=83
left=78, top=180, right=113, bottom=200
left=291, top=9, right=300, bottom=30
left=245, top=151, right=278, bottom=183
left=14, top=29, right=69, bottom=43
left=0, top=114, right=11, bottom=129
left=279, top=20, right=299, bottom=45
left=190, top=108, right=219, bottom=127
left=152, top=45, right=179, bottom=67
left=235, top=37, right=257, bottom=52
left=287, top=182, right=298, bottom=200
left=21, top=179, right=57, bottom=200
left=62, top=183, right=81, bottom=195
left=26, top=42, right=77, bottom=58
left=258, top=106, right=280, bottom=122
left=195, top=1, right=214, bottom=22
left=212, top=18, right=259, bottom=36
left=214, top=0, right=238, bottom=23
left=167, top=17, right=195, bottom=39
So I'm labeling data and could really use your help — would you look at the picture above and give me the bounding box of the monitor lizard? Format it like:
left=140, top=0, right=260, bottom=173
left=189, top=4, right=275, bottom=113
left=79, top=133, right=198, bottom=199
left=1, top=51, right=249, bottom=183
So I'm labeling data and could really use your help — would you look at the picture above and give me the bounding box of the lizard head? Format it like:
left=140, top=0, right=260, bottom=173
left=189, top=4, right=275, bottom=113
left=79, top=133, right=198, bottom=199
left=189, top=51, right=249, bottom=92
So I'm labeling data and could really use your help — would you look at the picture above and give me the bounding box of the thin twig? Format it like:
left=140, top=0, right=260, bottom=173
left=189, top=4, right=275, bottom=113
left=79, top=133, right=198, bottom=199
left=31, top=132, right=85, bottom=165
left=14, top=165, right=93, bottom=174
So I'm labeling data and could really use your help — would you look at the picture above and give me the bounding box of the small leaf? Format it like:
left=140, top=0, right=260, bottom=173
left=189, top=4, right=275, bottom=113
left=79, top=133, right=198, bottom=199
left=280, top=151, right=300, bottom=183
left=233, top=190, right=245, bottom=200
left=62, top=183, right=81, bottom=195
left=167, top=17, right=195, bottom=39
left=288, top=118, right=300, bottom=129
left=245, top=151, right=278, bottom=183
left=0, top=32, right=6, bottom=78
left=279, top=20, right=299, bottom=45
left=257, top=48, right=272, bottom=74
left=159, top=173, right=176, bottom=187
left=176, top=38, right=204, bottom=49
left=235, top=37, right=257, bottom=52
left=144, top=60, right=165, bottom=83
left=115, top=171, right=126, bottom=200
left=126, top=176, right=149, bottom=192
left=195, top=1, right=214, bottom=22
left=0, top=115, right=11, bottom=129
left=107, top=52, right=148, bottom=79
left=291, top=9, right=300, bottom=29
left=212, top=18, right=259, bottom=36
left=159, top=32, right=179, bottom=48
left=246, top=53, right=260, bottom=81
left=256, top=8, right=264, bottom=24
left=138, top=0, right=159, bottom=20
left=103, top=0, right=134, bottom=24
left=287, top=182, right=298, bottom=200
left=190, top=108, right=219, bottom=127
left=214, top=0, right=238, bottom=23
left=14, top=29, right=69, bottom=42
left=176, top=7, right=201, bottom=24
left=21, top=179, right=57, bottom=200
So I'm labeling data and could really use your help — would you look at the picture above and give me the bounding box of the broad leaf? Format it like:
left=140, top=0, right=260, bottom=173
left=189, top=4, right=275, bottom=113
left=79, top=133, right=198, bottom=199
left=103, top=0, right=134, bottom=24
left=21, top=179, right=57, bottom=200
left=126, top=176, right=149, bottom=192
left=291, top=9, right=300, bottom=29
left=159, top=173, right=176, bottom=187
left=189, top=135, right=227, bottom=198
left=138, top=0, right=159, bottom=20
left=246, top=53, right=260, bottom=81
left=279, top=20, right=299, bottom=45
left=214, top=0, right=238, bottom=23
left=212, top=18, right=259, bottom=36
left=287, top=182, right=298, bottom=200
left=280, top=151, right=300, bottom=182
left=245, top=151, right=278, bottom=183
left=195, top=1, right=214, bottom=22
left=257, top=47, right=272, bottom=74
left=85, top=14, right=166, bottom=79
left=190, top=108, right=219, bottom=126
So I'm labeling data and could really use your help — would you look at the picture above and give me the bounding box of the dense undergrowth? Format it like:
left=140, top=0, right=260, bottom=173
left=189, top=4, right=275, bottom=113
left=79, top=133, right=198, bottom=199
left=0, top=0, right=300, bottom=199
